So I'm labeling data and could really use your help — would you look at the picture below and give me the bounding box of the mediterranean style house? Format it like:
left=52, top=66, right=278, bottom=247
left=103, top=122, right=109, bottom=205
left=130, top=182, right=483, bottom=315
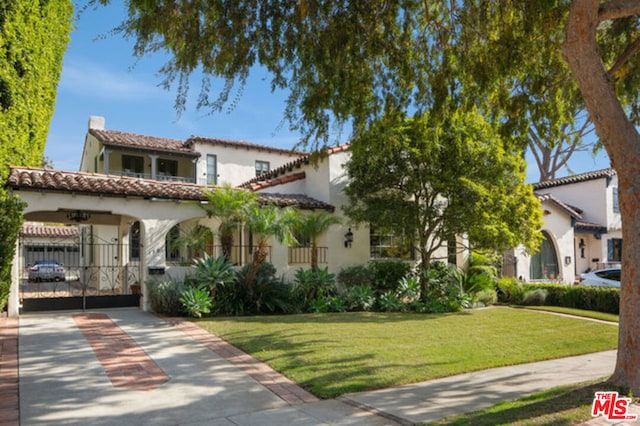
left=509, top=168, right=620, bottom=284
left=6, top=116, right=464, bottom=316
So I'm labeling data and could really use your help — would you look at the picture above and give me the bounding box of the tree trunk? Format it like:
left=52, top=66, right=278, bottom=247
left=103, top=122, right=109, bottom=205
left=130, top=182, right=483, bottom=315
left=220, top=232, right=233, bottom=260
left=565, top=0, right=640, bottom=392
left=311, top=243, right=318, bottom=271
left=244, top=242, right=268, bottom=288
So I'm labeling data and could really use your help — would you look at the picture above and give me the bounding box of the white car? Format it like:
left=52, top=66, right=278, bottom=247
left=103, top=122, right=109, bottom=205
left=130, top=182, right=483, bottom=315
left=580, top=268, right=621, bottom=288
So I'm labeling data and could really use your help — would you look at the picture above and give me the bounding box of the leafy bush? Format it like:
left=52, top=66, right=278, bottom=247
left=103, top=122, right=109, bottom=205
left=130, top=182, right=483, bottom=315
left=192, top=254, right=236, bottom=292
left=525, top=283, right=620, bottom=314
left=336, top=265, right=375, bottom=290
left=420, top=261, right=467, bottom=313
left=397, top=276, right=421, bottom=305
left=308, top=295, right=346, bottom=313
left=0, top=191, right=24, bottom=313
left=247, top=275, right=292, bottom=314
left=369, top=260, right=411, bottom=293
left=180, top=287, right=212, bottom=318
left=466, top=265, right=497, bottom=293
left=146, top=278, right=187, bottom=316
left=344, top=285, right=376, bottom=311
left=523, top=288, right=548, bottom=306
left=377, top=292, right=405, bottom=312
left=496, top=277, right=525, bottom=304
left=292, top=267, right=337, bottom=311
left=475, top=289, right=497, bottom=307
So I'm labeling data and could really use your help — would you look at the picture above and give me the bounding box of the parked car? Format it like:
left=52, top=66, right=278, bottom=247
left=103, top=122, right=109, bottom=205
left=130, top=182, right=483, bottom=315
left=580, top=268, right=621, bottom=288
left=28, top=261, right=66, bottom=282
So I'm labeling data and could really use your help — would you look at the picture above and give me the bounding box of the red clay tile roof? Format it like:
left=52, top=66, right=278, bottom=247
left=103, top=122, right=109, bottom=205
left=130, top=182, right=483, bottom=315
left=246, top=172, right=306, bottom=191
left=537, top=193, right=583, bottom=219
left=533, top=168, right=616, bottom=190
left=7, top=167, right=334, bottom=211
left=238, top=144, right=349, bottom=190
left=21, top=223, right=79, bottom=238
left=186, top=136, right=305, bottom=156
left=89, top=129, right=199, bottom=157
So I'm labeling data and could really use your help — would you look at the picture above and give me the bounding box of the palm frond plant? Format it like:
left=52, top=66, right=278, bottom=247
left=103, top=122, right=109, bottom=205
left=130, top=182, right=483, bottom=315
left=200, top=184, right=257, bottom=259
left=295, top=211, right=341, bottom=270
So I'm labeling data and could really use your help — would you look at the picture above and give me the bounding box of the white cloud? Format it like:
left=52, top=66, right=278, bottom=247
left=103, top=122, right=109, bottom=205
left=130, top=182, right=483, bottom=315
left=59, top=58, right=169, bottom=101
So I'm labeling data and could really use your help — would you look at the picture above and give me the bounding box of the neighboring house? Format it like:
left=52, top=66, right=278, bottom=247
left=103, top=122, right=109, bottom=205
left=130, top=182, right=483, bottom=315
left=510, top=168, right=620, bottom=284
left=5, top=116, right=465, bottom=316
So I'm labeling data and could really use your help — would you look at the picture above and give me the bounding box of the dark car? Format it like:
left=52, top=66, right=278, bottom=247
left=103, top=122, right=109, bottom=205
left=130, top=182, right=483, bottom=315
left=28, top=261, right=66, bottom=282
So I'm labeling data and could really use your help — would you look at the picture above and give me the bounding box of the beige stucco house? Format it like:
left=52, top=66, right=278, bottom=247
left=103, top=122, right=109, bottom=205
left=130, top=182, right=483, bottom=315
left=511, top=168, right=620, bottom=284
left=6, top=116, right=463, bottom=316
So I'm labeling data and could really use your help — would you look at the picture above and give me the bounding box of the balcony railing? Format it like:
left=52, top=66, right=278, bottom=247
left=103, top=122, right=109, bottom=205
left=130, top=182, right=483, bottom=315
left=115, top=170, right=195, bottom=184
left=167, top=245, right=271, bottom=267
left=288, top=247, right=328, bottom=265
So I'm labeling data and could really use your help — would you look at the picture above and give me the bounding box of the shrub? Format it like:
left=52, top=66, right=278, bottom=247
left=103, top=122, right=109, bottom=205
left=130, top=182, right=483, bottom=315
left=336, top=265, right=375, bottom=290
left=247, top=275, right=292, bottom=314
left=475, top=289, right=497, bottom=307
left=377, top=292, right=405, bottom=312
left=523, top=288, right=548, bottom=306
left=344, top=285, right=376, bottom=311
left=292, top=267, right=337, bottom=311
left=180, top=287, right=212, bottom=318
left=525, top=283, right=620, bottom=314
left=466, top=265, right=497, bottom=293
left=308, top=295, right=346, bottom=313
left=397, top=276, right=421, bottom=305
left=420, top=261, right=467, bottom=313
left=0, top=191, right=25, bottom=313
left=147, top=278, right=186, bottom=316
left=496, top=277, right=525, bottom=304
left=192, top=254, right=236, bottom=292
left=369, top=260, right=411, bottom=293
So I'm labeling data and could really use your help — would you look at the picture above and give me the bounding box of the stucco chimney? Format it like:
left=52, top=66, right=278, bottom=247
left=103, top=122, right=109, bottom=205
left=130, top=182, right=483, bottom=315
left=88, top=115, right=105, bottom=130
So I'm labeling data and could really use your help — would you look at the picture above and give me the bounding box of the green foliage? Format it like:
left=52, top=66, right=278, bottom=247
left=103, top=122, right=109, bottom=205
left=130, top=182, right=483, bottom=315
left=146, top=278, right=186, bottom=316
left=420, top=261, right=468, bottom=313
left=368, top=260, right=411, bottom=293
left=377, top=292, right=405, bottom=312
left=0, top=190, right=25, bottom=312
left=336, top=265, right=375, bottom=290
left=292, top=267, right=336, bottom=312
left=192, top=254, right=236, bottom=292
left=344, top=285, right=375, bottom=312
left=525, top=283, right=620, bottom=315
left=475, top=289, right=498, bottom=307
left=308, top=295, right=346, bottom=313
left=397, top=276, right=422, bottom=305
left=497, top=277, right=526, bottom=305
left=0, top=1, right=72, bottom=180
left=180, top=287, right=212, bottom=318
left=345, top=111, right=542, bottom=273
left=294, top=211, right=341, bottom=270
left=523, top=289, right=548, bottom=306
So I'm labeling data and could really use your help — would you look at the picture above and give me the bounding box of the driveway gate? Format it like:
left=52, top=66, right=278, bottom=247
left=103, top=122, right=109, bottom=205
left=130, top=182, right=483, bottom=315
left=19, top=233, right=141, bottom=312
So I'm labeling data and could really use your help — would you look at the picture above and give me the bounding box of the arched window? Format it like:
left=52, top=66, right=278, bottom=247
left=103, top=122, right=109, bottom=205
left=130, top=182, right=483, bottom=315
left=530, top=231, right=559, bottom=280
left=129, top=221, right=140, bottom=260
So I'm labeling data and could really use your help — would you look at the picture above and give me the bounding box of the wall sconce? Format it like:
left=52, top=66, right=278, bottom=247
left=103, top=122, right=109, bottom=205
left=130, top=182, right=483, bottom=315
left=579, top=239, right=585, bottom=249
left=344, top=228, right=354, bottom=248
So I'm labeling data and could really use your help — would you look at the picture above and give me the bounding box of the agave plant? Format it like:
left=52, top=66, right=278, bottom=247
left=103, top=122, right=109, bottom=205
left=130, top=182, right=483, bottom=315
left=192, top=254, right=236, bottom=295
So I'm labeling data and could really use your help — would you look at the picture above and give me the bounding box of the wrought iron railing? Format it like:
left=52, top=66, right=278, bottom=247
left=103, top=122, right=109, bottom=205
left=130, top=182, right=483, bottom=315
left=288, top=247, right=328, bottom=265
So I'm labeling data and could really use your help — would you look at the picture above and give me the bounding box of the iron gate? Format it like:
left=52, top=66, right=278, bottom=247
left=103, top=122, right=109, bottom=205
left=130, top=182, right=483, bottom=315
left=19, top=233, right=141, bottom=312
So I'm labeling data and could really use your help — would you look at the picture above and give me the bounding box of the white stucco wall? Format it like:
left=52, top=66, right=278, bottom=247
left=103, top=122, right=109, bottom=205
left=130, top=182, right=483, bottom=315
left=540, top=178, right=608, bottom=226
left=194, top=143, right=301, bottom=186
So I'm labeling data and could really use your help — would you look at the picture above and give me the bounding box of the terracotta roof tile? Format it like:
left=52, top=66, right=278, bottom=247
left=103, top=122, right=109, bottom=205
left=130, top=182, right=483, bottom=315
left=537, top=193, right=583, bottom=219
left=186, top=136, right=305, bottom=156
left=246, top=172, right=307, bottom=191
left=21, top=223, right=79, bottom=238
left=238, top=143, right=349, bottom=189
left=7, top=167, right=333, bottom=211
left=89, top=129, right=198, bottom=157
left=533, top=168, right=616, bottom=190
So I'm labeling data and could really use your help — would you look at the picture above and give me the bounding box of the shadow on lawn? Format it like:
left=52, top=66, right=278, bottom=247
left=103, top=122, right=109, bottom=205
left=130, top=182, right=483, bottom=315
left=432, top=380, right=629, bottom=426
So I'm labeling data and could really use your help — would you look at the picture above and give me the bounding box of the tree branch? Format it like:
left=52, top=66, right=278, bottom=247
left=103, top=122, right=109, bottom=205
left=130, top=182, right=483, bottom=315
left=599, top=0, right=640, bottom=22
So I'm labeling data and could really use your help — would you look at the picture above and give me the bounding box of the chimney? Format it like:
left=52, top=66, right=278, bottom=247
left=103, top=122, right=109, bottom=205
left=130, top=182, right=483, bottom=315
left=88, top=116, right=105, bottom=130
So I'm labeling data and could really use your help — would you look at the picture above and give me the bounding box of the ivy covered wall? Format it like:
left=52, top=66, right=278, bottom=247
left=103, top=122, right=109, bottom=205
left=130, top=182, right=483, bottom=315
left=0, top=0, right=73, bottom=180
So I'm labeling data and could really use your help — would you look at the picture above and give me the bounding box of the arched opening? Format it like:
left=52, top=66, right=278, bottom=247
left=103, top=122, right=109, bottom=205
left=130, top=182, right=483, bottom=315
left=530, top=231, right=559, bottom=280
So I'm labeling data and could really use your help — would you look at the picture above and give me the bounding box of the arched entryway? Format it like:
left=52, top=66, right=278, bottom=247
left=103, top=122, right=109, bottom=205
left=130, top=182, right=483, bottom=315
left=530, top=231, right=560, bottom=280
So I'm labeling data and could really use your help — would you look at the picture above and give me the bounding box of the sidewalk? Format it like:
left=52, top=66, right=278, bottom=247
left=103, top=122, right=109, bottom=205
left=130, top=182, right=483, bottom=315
left=0, top=309, right=624, bottom=425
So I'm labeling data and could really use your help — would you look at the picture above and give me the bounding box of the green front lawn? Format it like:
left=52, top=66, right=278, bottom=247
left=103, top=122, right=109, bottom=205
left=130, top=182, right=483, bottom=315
left=194, top=307, right=618, bottom=398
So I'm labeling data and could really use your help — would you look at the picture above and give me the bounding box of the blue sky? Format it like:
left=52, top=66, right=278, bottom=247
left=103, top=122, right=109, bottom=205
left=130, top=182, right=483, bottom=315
left=45, top=2, right=611, bottom=183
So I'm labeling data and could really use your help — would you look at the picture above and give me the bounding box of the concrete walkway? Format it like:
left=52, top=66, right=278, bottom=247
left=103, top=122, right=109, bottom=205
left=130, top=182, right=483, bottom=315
left=0, top=308, right=623, bottom=425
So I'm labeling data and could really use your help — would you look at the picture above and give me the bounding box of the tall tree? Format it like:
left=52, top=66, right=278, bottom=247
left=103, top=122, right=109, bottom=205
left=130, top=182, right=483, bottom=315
left=345, top=110, right=541, bottom=272
left=95, top=0, right=640, bottom=390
